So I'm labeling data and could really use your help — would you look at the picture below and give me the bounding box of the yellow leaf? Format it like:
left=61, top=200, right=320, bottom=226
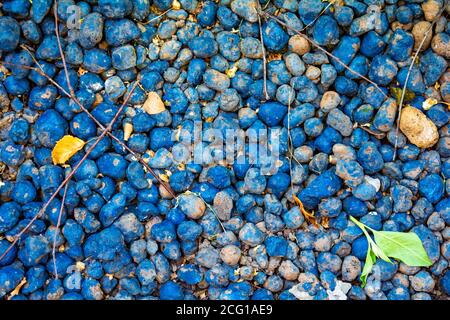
left=51, top=135, right=86, bottom=165
left=292, top=194, right=319, bottom=227
left=225, top=64, right=238, bottom=78
left=172, top=0, right=181, bottom=10
left=422, top=98, right=438, bottom=111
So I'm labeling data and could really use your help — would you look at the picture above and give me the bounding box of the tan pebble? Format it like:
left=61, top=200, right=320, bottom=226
left=278, top=260, right=300, bottom=281
left=431, top=33, right=450, bottom=59
left=288, top=35, right=310, bottom=56
left=440, top=71, right=450, bottom=83
left=399, top=106, right=439, bottom=148
left=332, top=143, right=356, bottom=161
left=422, top=0, right=442, bottom=21
left=412, top=21, right=433, bottom=51
left=220, top=245, right=241, bottom=266
left=426, top=87, right=442, bottom=101
left=305, top=66, right=321, bottom=81
left=440, top=72, right=450, bottom=102
left=320, top=91, right=341, bottom=112
left=159, top=184, right=174, bottom=199
left=143, top=92, right=166, bottom=115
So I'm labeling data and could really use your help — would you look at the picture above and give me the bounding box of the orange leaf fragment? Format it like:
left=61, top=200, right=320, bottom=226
left=292, top=194, right=319, bottom=227
left=321, top=217, right=330, bottom=229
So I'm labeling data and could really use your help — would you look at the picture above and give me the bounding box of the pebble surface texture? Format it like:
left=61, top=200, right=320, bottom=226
left=0, top=0, right=450, bottom=301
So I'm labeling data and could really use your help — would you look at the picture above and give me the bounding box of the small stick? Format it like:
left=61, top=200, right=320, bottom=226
left=260, top=11, right=388, bottom=98
left=359, top=125, right=386, bottom=139
left=2, top=59, right=176, bottom=199
left=52, top=181, right=69, bottom=279
left=54, top=2, right=76, bottom=98
left=179, top=191, right=226, bottom=232
left=286, top=89, right=296, bottom=198
left=393, top=3, right=447, bottom=160
left=257, top=6, right=270, bottom=101
left=299, top=0, right=335, bottom=32
left=0, top=81, right=140, bottom=263
left=144, top=8, right=173, bottom=25
left=51, top=4, right=177, bottom=197
left=20, top=51, right=177, bottom=197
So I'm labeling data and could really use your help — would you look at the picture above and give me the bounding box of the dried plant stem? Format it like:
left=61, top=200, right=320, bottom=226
left=393, top=3, right=447, bottom=160
left=181, top=191, right=226, bottom=232
left=299, top=0, right=335, bottom=32
left=286, top=89, right=295, bottom=195
left=52, top=181, right=69, bottom=279
left=359, top=125, right=386, bottom=139
left=26, top=4, right=176, bottom=198
left=54, top=2, right=76, bottom=98
left=3, top=59, right=176, bottom=198
left=145, top=8, right=173, bottom=24
left=260, top=11, right=387, bottom=98
left=257, top=9, right=270, bottom=101
left=0, top=81, right=140, bottom=263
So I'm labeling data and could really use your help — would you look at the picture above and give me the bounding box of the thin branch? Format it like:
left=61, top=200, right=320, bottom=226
left=143, top=8, right=173, bottom=25
left=19, top=30, right=177, bottom=198
left=257, top=5, right=270, bottom=101
left=299, top=0, right=335, bottom=32
left=287, top=89, right=295, bottom=195
left=260, top=11, right=388, bottom=98
left=54, top=2, right=75, bottom=98
left=393, top=3, right=448, bottom=159
left=181, top=191, right=226, bottom=233
left=0, top=81, right=140, bottom=263
left=52, top=180, right=69, bottom=279
left=52, top=3, right=175, bottom=197
left=359, top=125, right=386, bottom=139
left=2, top=58, right=177, bottom=199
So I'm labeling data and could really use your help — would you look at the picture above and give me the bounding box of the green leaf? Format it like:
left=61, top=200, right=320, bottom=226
left=349, top=216, right=391, bottom=263
left=350, top=216, right=432, bottom=287
left=370, top=241, right=392, bottom=263
left=360, top=248, right=376, bottom=287
left=372, top=230, right=432, bottom=267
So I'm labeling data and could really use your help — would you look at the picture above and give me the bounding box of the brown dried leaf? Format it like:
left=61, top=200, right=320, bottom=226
left=292, top=194, right=319, bottom=227
left=321, top=217, right=330, bottom=229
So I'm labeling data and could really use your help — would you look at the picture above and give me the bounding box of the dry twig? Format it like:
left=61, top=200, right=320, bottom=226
left=260, top=11, right=388, bottom=98
left=393, top=3, right=448, bottom=159
left=0, top=80, right=140, bottom=263
left=257, top=10, right=270, bottom=101
left=52, top=181, right=69, bottom=279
